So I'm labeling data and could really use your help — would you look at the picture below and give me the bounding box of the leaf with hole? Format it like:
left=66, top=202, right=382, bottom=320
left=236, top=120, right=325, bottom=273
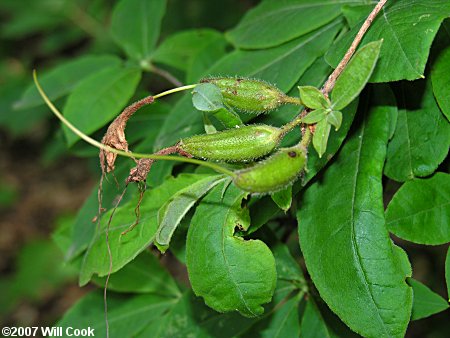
left=186, top=184, right=276, bottom=317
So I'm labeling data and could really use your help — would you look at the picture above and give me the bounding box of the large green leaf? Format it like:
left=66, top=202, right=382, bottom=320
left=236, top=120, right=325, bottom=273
left=62, top=65, right=142, bottom=146
left=57, top=291, right=176, bottom=338
left=186, top=184, right=277, bottom=317
left=156, top=175, right=225, bottom=249
left=111, top=0, right=166, bottom=61
left=152, top=29, right=226, bottom=72
left=210, top=20, right=342, bottom=93
left=331, top=40, right=382, bottom=110
left=431, top=46, right=450, bottom=120
left=386, top=172, right=450, bottom=245
left=154, top=21, right=342, bottom=150
left=384, top=79, right=450, bottom=182
left=79, top=174, right=212, bottom=285
left=298, top=90, right=412, bottom=337
left=92, top=251, right=180, bottom=296
left=408, top=278, right=449, bottom=320
left=226, top=0, right=346, bottom=49
left=326, top=0, right=450, bottom=82
left=15, top=55, right=121, bottom=110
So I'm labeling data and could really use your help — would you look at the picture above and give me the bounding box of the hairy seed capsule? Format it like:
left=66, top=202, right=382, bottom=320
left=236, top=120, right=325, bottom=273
left=179, top=125, right=283, bottom=162
left=200, top=77, right=298, bottom=114
left=233, top=145, right=307, bottom=193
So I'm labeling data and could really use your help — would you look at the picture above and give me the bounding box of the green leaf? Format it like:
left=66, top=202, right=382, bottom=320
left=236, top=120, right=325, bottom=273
left=111, top=0, right=166, bottom=61
left=226, top=0, right=344, bottom=49
left=211, top=20, right=342, bottom=94
left=300, top=299, right=333, bottom=338
left=79, top=174, right=210, bottom=285
left=298, top=91, right=412, bottom=337
left=192, top=83, right=224, bottom=111
left=155, top=175, right=225, bottom=249
left=271, top=186, right=292, bottom=213
left=384, top=79, right=450, bottom=182
left=62, top=65, right=142, bottom=146
left=302, top=99, right=358, bottom=185
left=152, top=29, right=226, bottom=72
left=155, top=21, right=341, bottom=149
left=341, top=4, right=372, bottom=28
left=186, top=184, right=277, bottom=317
left=408, top=278, right=449, bottom=320
left=326, top=0, right=450, bottom=82
left=431, top=46, right=450, bottom=120
left=327, top=110, right=342, bottom=131
left=92, top=251, right=180, bottom=296
left=57, top=291, right=176, bottom=338
left=192, top=83, right=243, bottom=128
left=298, top=85, right=329, bottom=109
left=331, top=40, right=382, bottom=110
left=301, top=108, right=327, bottom=125
left=386, top=172, right=450, bottom=245
left=15, top=55, right=121, bottom=110
left=312, top=118, right=331, bottom=158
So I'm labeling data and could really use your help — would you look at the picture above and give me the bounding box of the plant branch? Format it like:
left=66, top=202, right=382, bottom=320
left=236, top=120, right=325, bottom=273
left=282, top=0, right=387, bottom=136
left=33, top=71, right=234, bottom=177
left=322, top=0, right=387, bottom=95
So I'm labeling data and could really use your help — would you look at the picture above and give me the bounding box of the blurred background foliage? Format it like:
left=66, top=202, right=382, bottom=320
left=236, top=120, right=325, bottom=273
left=0, top=0, right=256, bottom=328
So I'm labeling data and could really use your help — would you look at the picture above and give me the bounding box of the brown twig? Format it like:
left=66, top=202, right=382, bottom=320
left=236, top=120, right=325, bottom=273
left=322, top=0, right=387, bottom=95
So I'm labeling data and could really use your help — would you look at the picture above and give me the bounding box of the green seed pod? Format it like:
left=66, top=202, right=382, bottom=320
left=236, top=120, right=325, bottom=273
left=200, top=77, right=299, bottom=114
left=179, top=124, right=283, bottom=162
left=233, top=145, right=307, bottom=194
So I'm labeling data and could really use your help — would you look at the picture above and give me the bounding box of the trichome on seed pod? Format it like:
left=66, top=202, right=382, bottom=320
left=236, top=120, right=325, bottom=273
left=200, top=77, right=300, bottom=114
left=178, top=124, right=283, bottom=162
left=233, top=144, right=307, bottom=194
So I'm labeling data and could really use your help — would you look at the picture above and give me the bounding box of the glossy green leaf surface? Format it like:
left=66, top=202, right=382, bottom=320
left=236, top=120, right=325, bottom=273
left=298, top=91, right=412, bottom=337
left=156, top=175, right=225, bottom=249
left=331, top=40, right=382, bottom=110
left=111, top=0, right=166, bottom=61
left=62, top=65, right=141, bottom=146
left=226, top=0, right=344, bottom=49
left=16, top=55, right=121, bottom=109
left=386, top=173, right=450, bottom=245
left=384, top=79, right=450, bottom=182
left=326, top=0, right=450, bottom=82
left=431, top=46, right=450, bottom=120
left=408, top=278, right=449, bottom=320
left=79, top=174, right=211, bottom=285
left=186, top=184, right=276, bottom=317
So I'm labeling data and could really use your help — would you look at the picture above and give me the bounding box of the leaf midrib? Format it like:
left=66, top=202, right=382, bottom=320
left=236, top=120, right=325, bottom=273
left=349, top=115, right=390, bottom=336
